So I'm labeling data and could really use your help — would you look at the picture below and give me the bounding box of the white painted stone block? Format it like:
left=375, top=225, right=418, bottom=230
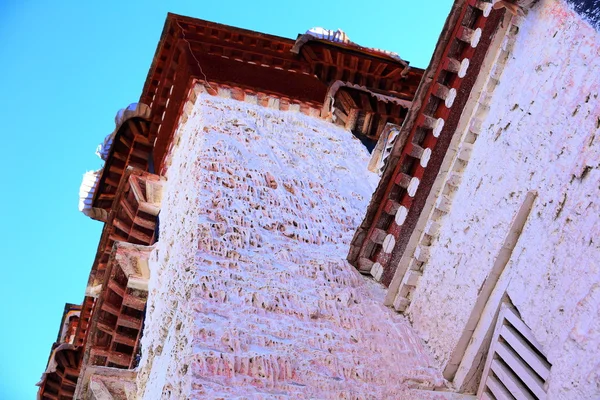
left=421, top=148, right=432, bottom=168
left=435, top=195, right=452, bottom=213
left=393, top=295, right=410, bottom=312
left=218, top=88, right=232, bottom=98
left=425, top=220, right=441, bottom=236
left=458, top=143, right=474, bottom=162
left=370, top=262, right=384, bottom=281
left=405, top=270, right=423, bottom=287
left=382, top=234, right=396, bottom=254
left=446, top=88, right=458, bottom=108
left=471, top=28, right=482, bottom=48
left=447, top=172, right=463, bottom=187
left=414, top=245, right=431, bottom=263
left=458, top=58, right=470, bottom=78
left=395, top=206, right=409, bottom=225
left=433, top=118, right=445, bottom=138
left=408, top=177, right=420, bottom=197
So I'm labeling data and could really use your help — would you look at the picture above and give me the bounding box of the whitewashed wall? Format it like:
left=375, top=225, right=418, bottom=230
left=408, top=1, right=600, bottom=398
left=135, top=92, right=445, bottom=399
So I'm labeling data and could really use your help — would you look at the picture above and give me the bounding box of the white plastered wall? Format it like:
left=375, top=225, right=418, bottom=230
left=135, top=89, right=446, bottom=399
left=406, top=1, right=600, bottom=398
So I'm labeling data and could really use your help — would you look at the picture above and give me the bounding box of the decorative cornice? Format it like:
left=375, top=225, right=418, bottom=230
left=347, top=0, right=501, bottom=286
left=140, top=13, right=422, bottom=172
left=291, top=27, right=410, bottom=67
left=78, top=103, right=152, bottom=221
left=385, top=9, right=523, bottom=312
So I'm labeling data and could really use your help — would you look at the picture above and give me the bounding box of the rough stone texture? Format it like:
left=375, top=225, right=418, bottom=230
left=407, top=1, right=600, bottom=398
left=136, top=92, right=444, bottom=399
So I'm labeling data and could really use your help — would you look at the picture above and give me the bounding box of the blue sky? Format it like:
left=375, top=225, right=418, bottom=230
left=0, top=1, right=451, bottom=398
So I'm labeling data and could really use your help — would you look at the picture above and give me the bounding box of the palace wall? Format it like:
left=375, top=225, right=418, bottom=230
left=406, top=1, right=600, bottom=398
left=135, top=90, right=445, bottom=399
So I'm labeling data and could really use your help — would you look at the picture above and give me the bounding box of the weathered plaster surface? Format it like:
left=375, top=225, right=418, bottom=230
left=136, top=92, right=444, bottom=398
left=408, top=1, right=600, bottom=398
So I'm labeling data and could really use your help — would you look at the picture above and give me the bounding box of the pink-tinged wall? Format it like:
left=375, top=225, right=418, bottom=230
left=135, top=90, right=446, bottom=399
left=407, top=0, right=600, bottom=398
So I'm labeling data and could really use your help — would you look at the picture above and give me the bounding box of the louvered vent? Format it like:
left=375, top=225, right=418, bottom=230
left=478, top=304, right=552, bottom=400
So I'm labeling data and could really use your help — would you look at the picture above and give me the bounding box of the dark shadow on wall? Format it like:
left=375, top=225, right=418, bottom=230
left=566, top=0, right=600, bottom=30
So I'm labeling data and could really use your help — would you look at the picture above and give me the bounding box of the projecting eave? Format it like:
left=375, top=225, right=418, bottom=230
left=290, top=27, right=410, bottom=67
left=84, top=167, right=163, bottom=296
left=139, top=13, right=424, bottom=173
left=54, top=303, right=82, bottom=343
left=348, top=0, right=505, bottom=286
left=78, top=103, right=152, bottom=221
left=348, top=0, right=470, bottom=259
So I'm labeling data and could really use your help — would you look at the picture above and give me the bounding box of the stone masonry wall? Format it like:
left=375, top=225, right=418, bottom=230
left=407, top=1, right=600, bottom=398
left=135, top=91, right=445, bottom=399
